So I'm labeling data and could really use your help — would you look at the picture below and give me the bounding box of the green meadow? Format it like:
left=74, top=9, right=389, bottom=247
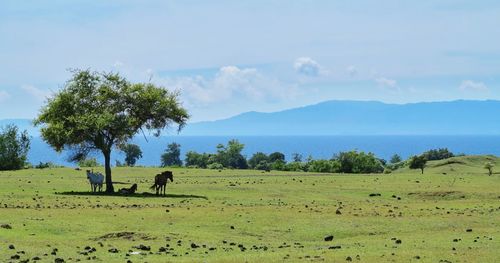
left=1, top=155, right=499, bottom=262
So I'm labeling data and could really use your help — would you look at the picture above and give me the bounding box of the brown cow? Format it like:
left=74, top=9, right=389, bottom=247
left=150, top=171, right=174, bottom=196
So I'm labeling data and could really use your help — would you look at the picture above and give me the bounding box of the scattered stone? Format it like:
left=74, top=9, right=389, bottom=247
left=1, top=224, right=12, bottom=229
left=328, top=245, right=341, bottom=249
left=8, top=244, right=15, bottom=249
left=466, top=229, right=473, bottom=232
left=32, top=256, right=41, bottom=261
left=108, top=248, right=119, bottom=253
left=230, top=226, right=235, bottom=229
left=191, top=243, right=199, bottom=249
left=395, top=239, right=402, bottom=244
left=133, top=244, right=150, bottom=251
left=11, top=255, right=20, bottom=260
left=369, top=193, right=381, bottom=197
left=346, top=256, right=352, bottom=261
left=55, top=258, right=65, bottom=263
left=324, top=235, right=334, bottom=241
left=336, top=209, right=342, bottom=215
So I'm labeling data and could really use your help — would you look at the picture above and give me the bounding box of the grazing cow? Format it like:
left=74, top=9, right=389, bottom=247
left=86, top=170, right=104, bottom=193
left=119, top=184, right=138, bottom=195
left=150, top=171, right=174, bottom=196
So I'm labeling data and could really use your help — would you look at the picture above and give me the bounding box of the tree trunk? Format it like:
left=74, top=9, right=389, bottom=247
left=103, top=149, right=114, bottom=193
left=421, top=167, right=424, bottom=174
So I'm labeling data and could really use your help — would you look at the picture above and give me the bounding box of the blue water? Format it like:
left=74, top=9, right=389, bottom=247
left=28, top=136, right=500, bottom=167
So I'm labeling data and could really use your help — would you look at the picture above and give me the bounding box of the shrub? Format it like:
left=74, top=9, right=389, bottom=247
left=335, top=151, right=384, bottom=173
left=422, top=148, right=454, bottom=161
left=0, top=125, right=31, bottom=171
left=307, top=159, right=340, bottom=173
left=207, top=162, right=224, bottom=170
left=78, top=158, right=100, bottom=167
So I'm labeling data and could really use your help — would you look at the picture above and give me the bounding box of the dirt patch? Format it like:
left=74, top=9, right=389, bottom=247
left=408, top=191, right=465, bottom=199
left=93, top=231, right=155, bottom=241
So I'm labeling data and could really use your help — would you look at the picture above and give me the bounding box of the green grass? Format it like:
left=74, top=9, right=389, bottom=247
left=1, top=156, right=500, bottom=262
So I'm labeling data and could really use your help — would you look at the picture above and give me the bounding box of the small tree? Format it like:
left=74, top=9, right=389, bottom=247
left=248, top=152, right=269, bottom=169
left=185, top=151, right=211, bottom=168
left=161, top=142, right=183, bottom=167
left=214, top=140, right=248, bottom=169
left=36, top=69, right=189, bottom=192
left=409, top=155, right=427, bottom=174
left=390, top=154, right=402, bottom=164
left=121, top=143, right=142, bottom=166
left=484, top=162, right=494, bottom=176
left=0, top=125, right=30, bottom=170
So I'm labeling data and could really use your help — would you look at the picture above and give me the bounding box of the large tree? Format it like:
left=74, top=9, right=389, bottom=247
left=35, top=69, right=189, bottom=192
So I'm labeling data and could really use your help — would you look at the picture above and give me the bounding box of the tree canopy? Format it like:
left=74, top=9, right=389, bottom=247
left=409, top=155, right=427, bottom=174
left=35, top=69, right=189, bottom=192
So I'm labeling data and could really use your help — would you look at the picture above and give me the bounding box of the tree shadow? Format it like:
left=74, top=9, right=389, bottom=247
left=55, top=191, right=208, bottom=199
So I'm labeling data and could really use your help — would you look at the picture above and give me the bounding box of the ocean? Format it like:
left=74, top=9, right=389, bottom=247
left=27, top=135, right=500, bottom=167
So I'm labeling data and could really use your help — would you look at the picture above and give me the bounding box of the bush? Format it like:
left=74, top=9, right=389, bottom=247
left=422, top=148, right=454, bottom=161
left=0, top=125, right=31, bottom=170
left=207, top=162, right=224, bottom=170
left=335, top=151, right=384, bottom=173
left=307, top=159, right=340, bottom=173
left=248, top=152, right=269, bottom=169
left=185, top=151, right=211, bottom=168
left=78, top=158, right=100, bottom=167
left=284, top=161, right=307, bottom=172
left=254, top=160, right=271, bottom=171
left=34, top=162, right=60, bottom=169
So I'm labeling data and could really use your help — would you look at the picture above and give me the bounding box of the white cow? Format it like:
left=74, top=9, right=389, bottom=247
left=86, top=170, right=104, bottom=193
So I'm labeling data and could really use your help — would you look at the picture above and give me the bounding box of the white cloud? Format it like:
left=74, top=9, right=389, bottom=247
left=346, top=65, right=357, bottom=77
left=293, top=57, right=322, bottom=76
left=113, top=61, right=124, bottom=68
left=160, top=66, right=298, bottom=107
left=459, top=80, right=487, bottom=91
left=375, top=77, right=397, bottom=88
left=0, top=90, right=10, bottom=102
left=21, top=85, right=51, bottom=102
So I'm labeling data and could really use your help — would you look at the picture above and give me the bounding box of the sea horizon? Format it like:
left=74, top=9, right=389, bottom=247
left=28, top=135, right=500, bottom=167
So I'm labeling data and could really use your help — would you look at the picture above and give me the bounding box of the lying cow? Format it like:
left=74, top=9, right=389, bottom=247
left=119, top=184, right=138, bottom=195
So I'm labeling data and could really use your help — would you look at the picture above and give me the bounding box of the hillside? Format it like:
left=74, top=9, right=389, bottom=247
left=182, top=100, right=500, bottom=135
left=395, top=155, right=500, bottom=175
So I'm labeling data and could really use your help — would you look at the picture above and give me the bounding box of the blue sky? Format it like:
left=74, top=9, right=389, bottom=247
left=1, top=0, right=500, bottom=122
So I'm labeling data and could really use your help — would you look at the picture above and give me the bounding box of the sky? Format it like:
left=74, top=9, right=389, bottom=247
left=1, top=0, right=500, bottom=122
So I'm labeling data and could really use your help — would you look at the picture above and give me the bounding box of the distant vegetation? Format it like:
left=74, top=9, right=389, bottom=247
left=159, top=140, right=460, bottom=174
left=0, top=122, right=477, bottom=176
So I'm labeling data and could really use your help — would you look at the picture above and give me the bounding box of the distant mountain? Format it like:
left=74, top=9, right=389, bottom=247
left=181, top=100, right=500, bottom=135
left=3, top=100, right=500, bottom=136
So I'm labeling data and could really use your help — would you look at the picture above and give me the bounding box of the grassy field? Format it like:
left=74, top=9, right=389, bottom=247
left=1, top=156, right=500, bottom=262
